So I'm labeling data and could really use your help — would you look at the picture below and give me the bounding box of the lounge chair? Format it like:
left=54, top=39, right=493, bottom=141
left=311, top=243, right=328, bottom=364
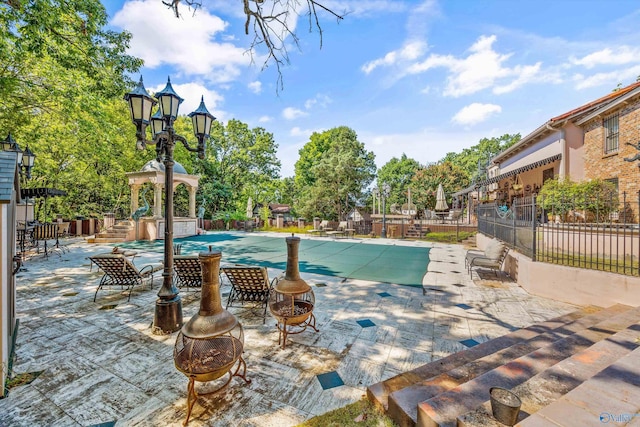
left=326, top=221, right=348, bottom=238
left=221, top=266, right=276, bottom=323
left=465, top=239, right=509, bottom=278
left=307, top=220, right=329, bottom=236
left=173, top=255, right=202, bottom=290
left=89, top=254, right=163, bottom=302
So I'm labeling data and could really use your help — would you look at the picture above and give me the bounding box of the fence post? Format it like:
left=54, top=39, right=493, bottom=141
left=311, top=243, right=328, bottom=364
left=512, top=200, right=517, bottom=248
left=532, top=196, right=537, bottom=262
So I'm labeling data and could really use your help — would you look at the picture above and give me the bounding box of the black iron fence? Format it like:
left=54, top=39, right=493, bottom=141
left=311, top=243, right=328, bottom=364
left=477, top=192, right=640, bottom=276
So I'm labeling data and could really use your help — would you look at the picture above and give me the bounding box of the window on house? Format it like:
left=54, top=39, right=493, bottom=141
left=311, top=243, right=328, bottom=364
left=542, top=167, right=554, bottom=183
left=605, top=177, right=619, bottom=192
left=604, top=113, right=619, bottom=154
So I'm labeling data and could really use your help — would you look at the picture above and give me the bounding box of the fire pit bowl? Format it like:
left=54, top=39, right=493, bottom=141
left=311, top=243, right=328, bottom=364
left=174, top=334, right=243, bottom=383
left=270, top=299, right=314, bottom=326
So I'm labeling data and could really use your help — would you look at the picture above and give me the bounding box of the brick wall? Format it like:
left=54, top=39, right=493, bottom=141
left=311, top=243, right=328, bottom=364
left=583, top=98, right=640, bottom=217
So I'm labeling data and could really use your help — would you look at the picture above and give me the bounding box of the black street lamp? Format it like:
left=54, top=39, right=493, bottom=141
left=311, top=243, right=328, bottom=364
left=2, top=133, right=36, bottom=259
left=381, top=183, right=390, bottom=238
left=125, top=76, right=215, bottom=334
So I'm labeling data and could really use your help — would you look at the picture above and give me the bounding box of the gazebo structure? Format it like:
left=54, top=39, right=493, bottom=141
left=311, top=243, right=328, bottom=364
left=125, top=160, right=200, bottom=241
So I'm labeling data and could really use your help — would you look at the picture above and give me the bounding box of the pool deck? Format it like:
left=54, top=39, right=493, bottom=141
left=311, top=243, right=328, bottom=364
left=1, top=232, right=576, bottom=426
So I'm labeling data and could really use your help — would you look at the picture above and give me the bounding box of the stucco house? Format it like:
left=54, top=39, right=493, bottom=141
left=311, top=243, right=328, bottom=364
left=474, top=81, right=640, bottom=213
left=0, top=151, right=21, bottom=397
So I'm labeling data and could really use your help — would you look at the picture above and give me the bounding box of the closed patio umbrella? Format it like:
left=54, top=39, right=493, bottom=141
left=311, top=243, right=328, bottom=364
left=435, top=183, right=448, bottom=211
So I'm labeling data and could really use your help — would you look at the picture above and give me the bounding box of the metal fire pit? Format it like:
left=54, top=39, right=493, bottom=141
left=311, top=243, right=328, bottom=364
left=269, top=235, right=318, bottom=349
left=173, top=248, right=250, bottom=426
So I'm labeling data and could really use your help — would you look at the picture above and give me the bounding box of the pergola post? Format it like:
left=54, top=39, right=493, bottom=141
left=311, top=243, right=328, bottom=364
left=188, top=186, right=197, bottom=218
left=130, top=184, right=141, bottom=216
left=154, top=183, right=163, bottom=218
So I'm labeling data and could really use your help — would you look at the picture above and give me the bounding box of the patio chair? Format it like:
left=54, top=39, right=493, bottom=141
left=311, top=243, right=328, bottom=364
left=466, top=240, right=509, bottom=278
left=326, top=221, right=348, bottom=238
left=221, top=266, right=275, bottom=323
left=89, top=253, right=163, bottom=302
left=173, top=255, right=202, bottom=290
left=307, top=220, right=329, bottom=236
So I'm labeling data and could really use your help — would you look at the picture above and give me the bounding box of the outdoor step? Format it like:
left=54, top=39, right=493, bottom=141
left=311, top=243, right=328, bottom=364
left=366, top=304, right=618, bottom=411
left=456, top=318, right=640, bottom=426
left=517, top=345, right=640, bottom=426
left=96, top=232, right=128, bottom=239
left=415, top=305, right=640, bottom=427
left=92, top=237, right=128, bottom=244
left=384, top=304, right=632, bottom=427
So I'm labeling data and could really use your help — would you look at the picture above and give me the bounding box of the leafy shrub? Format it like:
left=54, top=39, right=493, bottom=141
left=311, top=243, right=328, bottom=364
left=538, top=178, right=618, bottom=221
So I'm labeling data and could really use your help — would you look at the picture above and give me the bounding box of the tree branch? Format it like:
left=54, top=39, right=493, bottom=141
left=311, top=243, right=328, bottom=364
left=169, top=0, right=345, bottom=93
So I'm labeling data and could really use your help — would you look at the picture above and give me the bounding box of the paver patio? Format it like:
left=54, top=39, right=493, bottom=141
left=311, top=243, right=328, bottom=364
left=0, top=232, right=576, bottom=426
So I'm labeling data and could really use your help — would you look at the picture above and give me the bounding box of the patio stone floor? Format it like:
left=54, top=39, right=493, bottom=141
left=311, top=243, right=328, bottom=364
left=0, top=232, right=576, bottom=426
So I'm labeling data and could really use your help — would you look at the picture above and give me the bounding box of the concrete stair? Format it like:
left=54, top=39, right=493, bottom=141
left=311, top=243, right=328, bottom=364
left=92, top=219, right=135, bottom=243
left=366, top=304, right=640, bottom=427
left=405, top=224, right=430, bottom=239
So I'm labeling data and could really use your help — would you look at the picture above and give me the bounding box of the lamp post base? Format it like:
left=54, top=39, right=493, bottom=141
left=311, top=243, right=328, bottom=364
left=152, top=296, right=183, bottom=335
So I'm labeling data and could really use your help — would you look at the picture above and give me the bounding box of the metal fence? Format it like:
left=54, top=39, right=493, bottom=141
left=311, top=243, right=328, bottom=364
left=477, top=192, right=640, bottom=276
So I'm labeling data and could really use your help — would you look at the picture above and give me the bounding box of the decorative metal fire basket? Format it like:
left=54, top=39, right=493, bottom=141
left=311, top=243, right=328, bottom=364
left=269, top=235, right=318, bottom=349
left=173, top=248, right=250, bottom=426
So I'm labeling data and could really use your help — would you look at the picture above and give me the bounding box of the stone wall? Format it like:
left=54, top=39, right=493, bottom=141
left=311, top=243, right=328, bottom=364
left=583, top=98, right=640, bottom=218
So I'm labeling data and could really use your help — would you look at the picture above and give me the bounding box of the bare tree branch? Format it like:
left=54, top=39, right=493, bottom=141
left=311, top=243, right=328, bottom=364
left=167, top=0, right=344, bottom=92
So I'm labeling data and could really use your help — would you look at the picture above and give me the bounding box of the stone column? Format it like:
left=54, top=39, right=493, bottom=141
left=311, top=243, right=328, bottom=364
left=188, top=186, right=197, bottom=218
left=277, top=214, right=284, bottom=228
left=298, top=218, right=305, bottom=228
left=130, top=184, right=141, bottom=217
left=313, top=217, right=320, bottom=229
left=154, top=183, right=163, bottom=218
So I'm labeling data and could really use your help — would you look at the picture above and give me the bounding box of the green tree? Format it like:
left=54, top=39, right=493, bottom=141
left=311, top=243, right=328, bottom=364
left=1, top=0, right=142, bottom=220
left=410, top=162, right=469, bottom=212
left=297, top=127, right=376, bottom=220
left=442, top=134, right=521, bottom=181
left=377, top=154, right=421, bottom=208
left=0, top=0, right=141, bottom=130
left=196, top=119, right=281, bottom=215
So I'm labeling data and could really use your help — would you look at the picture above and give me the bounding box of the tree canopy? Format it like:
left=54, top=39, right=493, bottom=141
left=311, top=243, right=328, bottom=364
left=195, top=119, right=281, bottom=217
left=295, top=126, right=376, bottom=220
left=410, top=162, right=470, bottom=211
left=376, top=154, right=422, bottom=208
left=442, top=134, right=521, bottom=182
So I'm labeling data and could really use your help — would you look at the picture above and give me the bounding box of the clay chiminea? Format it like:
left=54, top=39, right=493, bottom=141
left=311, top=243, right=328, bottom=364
left=268, top=235, right=318, bottom=349
left=173, top=247, right=250, bottom=425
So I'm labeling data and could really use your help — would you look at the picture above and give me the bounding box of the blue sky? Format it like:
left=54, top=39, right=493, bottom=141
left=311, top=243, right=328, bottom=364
left=104, top=0, right=640, bottom=177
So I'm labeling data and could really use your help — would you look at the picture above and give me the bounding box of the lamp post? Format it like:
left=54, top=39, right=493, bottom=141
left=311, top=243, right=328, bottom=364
left=125, top=76, right=215, bottom=334
left=381, top=183, right=390, bottom=238
left=2, top=134, right=36, bottom=259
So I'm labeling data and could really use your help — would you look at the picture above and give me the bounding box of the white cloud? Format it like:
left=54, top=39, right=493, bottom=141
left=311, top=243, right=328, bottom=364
left=407, top=35, right=542, bottom=97
left=258, top=115, right=272, bottom=123
left=290, top=127, right=322, bottom=137
left=282, top=107, right=308, bottom=120
left=362, top=41, right=427, bottom=74
left=304, top=94, right=332, bottom=109
left=451, top=103, right=502, bottom=126
left=571, top=46, right=640, bottom=69
left=248, top=81, right=262, bottom=94
left=112, top=0, right=250, bottom=83
left=572, top=64, right=640, bottom=90
left=149, top=81, right=225, bottom=121
left=319, top=0, right=408, bottom=18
